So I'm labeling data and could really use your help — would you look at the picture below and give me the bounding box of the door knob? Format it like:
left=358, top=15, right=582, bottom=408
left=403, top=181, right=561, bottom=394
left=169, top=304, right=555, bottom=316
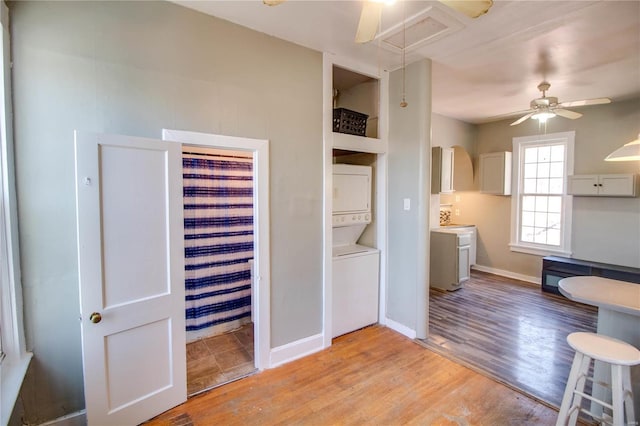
left=89, top=312, right=102, bottom=324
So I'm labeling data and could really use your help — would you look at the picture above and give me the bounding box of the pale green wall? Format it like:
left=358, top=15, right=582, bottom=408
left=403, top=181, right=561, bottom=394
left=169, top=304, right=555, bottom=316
left=450, top=98, right=640, bottom=277
left=431, top=112, right=475, bottom=155
left=9, top=1, right=323, bottom=423
left=387, top=59, right=431, bottom=335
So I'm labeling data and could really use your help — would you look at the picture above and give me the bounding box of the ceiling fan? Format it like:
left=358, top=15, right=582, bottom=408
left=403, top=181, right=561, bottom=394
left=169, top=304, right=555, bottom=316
left=510, top=81, right=611, bottom=126
left=262, top=0, right=493, bottom=44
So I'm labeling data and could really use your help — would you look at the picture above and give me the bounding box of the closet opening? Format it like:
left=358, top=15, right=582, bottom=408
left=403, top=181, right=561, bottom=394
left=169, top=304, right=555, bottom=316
left=182, top=146, right=257, bottom=396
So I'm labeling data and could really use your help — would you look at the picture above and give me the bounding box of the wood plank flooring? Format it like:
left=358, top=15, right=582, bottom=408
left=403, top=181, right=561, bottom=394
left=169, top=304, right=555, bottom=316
left=420, top=270, right=598, bottom=409
left=147, top=325, right=562, bottom=425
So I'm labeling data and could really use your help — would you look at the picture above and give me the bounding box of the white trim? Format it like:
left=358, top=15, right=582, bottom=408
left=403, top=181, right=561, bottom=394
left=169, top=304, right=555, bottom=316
left=508, top=243, right=572, bottom=257
left=471, top=264, right=539, bottom=285
left=161, top=129, right=271, bottom=371
left=37, top=409, right=86, bottom=426
left=510, top=131, right=575, bottom=255
left=384, top=318, right=417, bottom=339
left=0, top=3, right=31, bottom=423
left=269, top=333, right=324, bottom=368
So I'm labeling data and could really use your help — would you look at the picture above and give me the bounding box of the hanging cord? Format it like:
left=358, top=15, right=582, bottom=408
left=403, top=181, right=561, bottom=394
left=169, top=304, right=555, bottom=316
left=400, top=0, right=408, bottom=108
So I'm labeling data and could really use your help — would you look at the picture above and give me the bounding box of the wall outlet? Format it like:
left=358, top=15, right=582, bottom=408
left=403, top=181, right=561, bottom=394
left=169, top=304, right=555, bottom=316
left=455, top=195, right=461, bottom=202
left=455, top=208, right=460, bottom=216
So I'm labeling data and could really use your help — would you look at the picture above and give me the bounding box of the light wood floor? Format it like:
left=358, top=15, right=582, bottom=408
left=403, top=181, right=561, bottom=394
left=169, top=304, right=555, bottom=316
left=421, top=271, right=598, bottom=409
left=148, top=325, right=561, bottom=425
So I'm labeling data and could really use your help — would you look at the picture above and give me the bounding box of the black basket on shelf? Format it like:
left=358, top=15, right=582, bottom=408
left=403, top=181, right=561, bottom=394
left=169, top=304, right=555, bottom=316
left=333, top=108, right=368, bottom=137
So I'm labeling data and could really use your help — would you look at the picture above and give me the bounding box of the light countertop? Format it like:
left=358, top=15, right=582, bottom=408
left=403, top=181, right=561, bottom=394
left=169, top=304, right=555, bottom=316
left=558, top=276, right=640, bottom=316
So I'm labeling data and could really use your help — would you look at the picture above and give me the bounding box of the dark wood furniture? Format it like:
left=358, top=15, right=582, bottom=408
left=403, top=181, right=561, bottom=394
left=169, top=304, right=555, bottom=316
left=542, top=256, right=640, bottom=296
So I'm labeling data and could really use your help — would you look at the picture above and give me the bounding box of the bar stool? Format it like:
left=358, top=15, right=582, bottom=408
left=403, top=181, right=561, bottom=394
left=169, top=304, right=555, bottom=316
left=556, top=332, right=640, bottom=426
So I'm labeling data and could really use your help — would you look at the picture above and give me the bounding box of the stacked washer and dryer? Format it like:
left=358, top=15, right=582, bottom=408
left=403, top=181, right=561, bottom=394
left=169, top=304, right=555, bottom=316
left=331, top=164, right=380, bottom=338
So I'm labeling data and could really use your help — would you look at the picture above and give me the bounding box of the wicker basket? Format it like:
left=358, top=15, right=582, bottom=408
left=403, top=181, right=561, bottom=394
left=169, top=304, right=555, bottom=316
left=333, top=108, right=368, bottom=137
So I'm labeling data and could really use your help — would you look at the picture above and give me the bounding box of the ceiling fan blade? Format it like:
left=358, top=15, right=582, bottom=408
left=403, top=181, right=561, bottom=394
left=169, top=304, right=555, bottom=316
left=355, top=1, right=383, bottom=44
left=554, top=108, right=582, bottom=119
left=558, top=98, right=611, bottom=108
left=510, top=112, right=534, bottom=126
left=438, top=0, right=493, bottom=18
left=262, top=0, right=286, bottom=5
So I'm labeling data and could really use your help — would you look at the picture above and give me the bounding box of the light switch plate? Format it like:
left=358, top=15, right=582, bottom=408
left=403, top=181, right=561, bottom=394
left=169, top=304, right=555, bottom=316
left=403, top=198, right=410, bottom=211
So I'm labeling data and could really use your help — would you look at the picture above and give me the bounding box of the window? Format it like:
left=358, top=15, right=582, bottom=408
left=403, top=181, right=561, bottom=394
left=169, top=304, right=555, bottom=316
left=510, top=131, right=574, bottom=256
left=0, top=4, right=32, bottom=424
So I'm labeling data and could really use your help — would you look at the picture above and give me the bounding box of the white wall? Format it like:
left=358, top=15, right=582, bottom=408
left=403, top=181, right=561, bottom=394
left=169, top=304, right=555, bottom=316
left=386, top=59, right=432, bottom=337
left=9, top=1, right=323, bottom=423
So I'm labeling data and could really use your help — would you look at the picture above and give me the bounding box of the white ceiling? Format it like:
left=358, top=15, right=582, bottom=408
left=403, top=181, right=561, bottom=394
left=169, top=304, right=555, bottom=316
left=173, top=0, right=640, bottom=124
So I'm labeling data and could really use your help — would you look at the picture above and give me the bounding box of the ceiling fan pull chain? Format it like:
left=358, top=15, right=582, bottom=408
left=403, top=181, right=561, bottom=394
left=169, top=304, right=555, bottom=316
left=400, top=0, right=407, bottom=108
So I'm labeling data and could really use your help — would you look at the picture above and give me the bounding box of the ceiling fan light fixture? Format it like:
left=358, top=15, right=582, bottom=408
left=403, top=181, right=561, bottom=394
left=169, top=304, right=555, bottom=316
left=531, top=111, right=556, bottom=123
left=605, top=134, right=640, bottom=162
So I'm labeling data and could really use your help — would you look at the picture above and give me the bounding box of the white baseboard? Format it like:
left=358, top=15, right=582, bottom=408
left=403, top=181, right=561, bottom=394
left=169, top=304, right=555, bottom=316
left=269, top=333, right=324, bottom=368
left=383, top=317, right=416, bottom=339
left=38, top=410, right=86, bottom=426
left=472, top=264, right=539, bottom=285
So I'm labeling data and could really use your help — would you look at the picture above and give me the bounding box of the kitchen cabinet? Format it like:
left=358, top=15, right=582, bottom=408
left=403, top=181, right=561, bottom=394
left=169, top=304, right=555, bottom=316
left=479, top=152, right=511, bottom=195
left=432, top=146, right=454, bottom=194
left=567, top=174, right=638, bottom=197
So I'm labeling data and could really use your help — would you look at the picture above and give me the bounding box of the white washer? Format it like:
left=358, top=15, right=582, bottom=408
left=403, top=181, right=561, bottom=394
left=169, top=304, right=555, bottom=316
left=332, top=244, right=380, bottom=338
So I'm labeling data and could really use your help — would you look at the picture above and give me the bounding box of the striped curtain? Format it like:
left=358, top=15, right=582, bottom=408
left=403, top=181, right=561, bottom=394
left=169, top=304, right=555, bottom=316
left=182, top=151, right=254, bottom=337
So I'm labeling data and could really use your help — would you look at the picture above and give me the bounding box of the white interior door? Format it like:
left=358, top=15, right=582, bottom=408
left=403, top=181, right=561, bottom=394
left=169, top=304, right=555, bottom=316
left=75, top=131, right=187, bottom=425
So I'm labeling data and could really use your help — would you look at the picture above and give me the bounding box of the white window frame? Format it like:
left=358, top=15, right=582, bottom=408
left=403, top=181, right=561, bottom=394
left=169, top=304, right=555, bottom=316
left=0, top=3, right=32, bottom=424
left=509, top=131, right=574, bottom=257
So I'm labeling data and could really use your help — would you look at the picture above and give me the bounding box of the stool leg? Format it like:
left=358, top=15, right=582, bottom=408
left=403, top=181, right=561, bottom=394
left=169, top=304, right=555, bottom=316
left=611, top=364, right=624, bottom=426
left=557, top=351, right=591, bottom=426
left=621, top=365, right=635, bottom=426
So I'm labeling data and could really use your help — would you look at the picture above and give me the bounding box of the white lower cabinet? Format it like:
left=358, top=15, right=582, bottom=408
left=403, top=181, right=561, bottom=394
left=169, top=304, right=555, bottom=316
left=568, top=174, right=638, bottom=197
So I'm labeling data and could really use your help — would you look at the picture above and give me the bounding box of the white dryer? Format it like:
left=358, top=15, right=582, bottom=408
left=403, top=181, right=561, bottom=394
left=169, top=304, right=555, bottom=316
left=331, top=164, right=379, bottom=338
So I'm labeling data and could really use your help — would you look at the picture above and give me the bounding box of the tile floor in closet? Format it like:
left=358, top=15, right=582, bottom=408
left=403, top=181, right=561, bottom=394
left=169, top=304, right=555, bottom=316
left=186, top=322, right=256, bottom=396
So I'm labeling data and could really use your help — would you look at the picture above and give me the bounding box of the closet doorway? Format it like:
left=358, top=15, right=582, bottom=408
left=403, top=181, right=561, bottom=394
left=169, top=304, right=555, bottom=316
left=163, top=129, right=271, bottom=396
left=182, top=147, right=256, bottom=395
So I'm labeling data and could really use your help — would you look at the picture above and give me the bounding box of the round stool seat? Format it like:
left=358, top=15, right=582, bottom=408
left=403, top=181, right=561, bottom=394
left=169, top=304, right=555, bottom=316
left=567, top=332, right=640, bottom=366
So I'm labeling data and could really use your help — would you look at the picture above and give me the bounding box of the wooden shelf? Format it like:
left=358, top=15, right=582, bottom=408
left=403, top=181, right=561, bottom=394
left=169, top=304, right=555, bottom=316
left=332, top=132, right=387, bottom=154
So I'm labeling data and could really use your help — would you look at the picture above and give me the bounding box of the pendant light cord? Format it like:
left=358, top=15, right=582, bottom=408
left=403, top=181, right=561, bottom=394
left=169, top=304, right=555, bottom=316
left=400, top=0, right=407, bottom=108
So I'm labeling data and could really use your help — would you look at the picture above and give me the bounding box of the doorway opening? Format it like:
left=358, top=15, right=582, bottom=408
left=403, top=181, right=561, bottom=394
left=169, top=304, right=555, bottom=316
left=182, top=146, right=257, bottom=395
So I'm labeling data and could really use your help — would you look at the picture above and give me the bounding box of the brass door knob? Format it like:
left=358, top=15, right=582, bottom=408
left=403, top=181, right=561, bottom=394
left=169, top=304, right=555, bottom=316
left=89, top=312, right=102, bottom=324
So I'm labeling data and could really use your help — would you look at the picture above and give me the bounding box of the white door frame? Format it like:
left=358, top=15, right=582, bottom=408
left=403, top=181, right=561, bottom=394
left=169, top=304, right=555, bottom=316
left=162, top=129, right=270, bottom=370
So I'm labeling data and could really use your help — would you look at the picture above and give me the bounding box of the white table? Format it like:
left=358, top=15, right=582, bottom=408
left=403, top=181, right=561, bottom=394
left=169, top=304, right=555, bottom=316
left=559, top=276, right=640, bottom=418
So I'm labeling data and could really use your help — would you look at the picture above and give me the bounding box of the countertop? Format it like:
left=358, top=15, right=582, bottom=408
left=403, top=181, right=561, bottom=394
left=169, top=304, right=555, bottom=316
left=558, top=276, right=640, bottom=316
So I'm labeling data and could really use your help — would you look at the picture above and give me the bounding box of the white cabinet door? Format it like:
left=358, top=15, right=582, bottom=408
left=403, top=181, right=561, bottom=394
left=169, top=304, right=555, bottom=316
left=457, top=245, right=471, bottom=283
left=480, top=152, right=511, bottom=195
left=599, top=174, right=636, bottom=196
left=441, top=147, right=454, bottom=193
left=567, top=174, right=599, bottom=195
left=75, top=132, right=187, bottom=425
left=432, top=147, right=454, bottom=194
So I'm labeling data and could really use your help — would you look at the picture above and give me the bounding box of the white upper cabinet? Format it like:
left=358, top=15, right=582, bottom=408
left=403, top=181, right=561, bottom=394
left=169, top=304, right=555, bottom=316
left=568, top=174, right=638, bottom=197
left=432, top=147, right=454, bottom=194
left=480, top=152, right=512, bottom=195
